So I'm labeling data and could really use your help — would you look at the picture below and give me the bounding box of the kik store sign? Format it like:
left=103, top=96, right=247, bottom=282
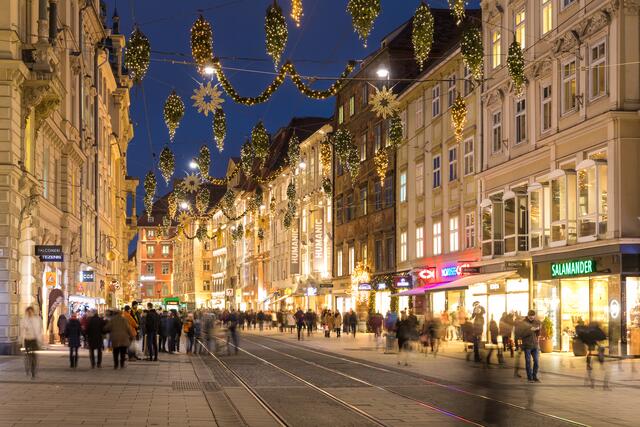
left=551, top=259, right=595, bottom=278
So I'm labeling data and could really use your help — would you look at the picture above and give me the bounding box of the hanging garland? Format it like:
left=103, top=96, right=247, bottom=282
left=290, top=0, right=303, bottom=27
left=333, top=128, right=359, bottom=180
left=192, top=81, right=224, bottom=117
left=283, top=210, right=293, bottom=229
left=231, top=224, right=244, bottom=242
left=346, top=144, right=360, bottom=181
left=287, top=180, right=296, bottom=201
left=287, top=61, right=357, bottom=99
left=143, top=171, right=157, bottom=221
left=322, top=177, right=332, bottom=195
left=451, top=95, right=467, bottom=142
left=240, top=140, right=255, bottom=175
left=265, top=1, right=288, bottom=68
left=388, top=115, right=403, bottom=148
left=158, top=146, right=175, bottom=185
left=252, top=121, right=270, bottom=165
left=163, top=90, right=185, bottom=142
left=160, top=216, right=171, bottom=238
left=287, top=134, right=300, bottom=166
left=167, top=192, right=178, bottom=219
left=448, top=0, right=466, bottom=26
left=507, top=40, right=526, bottom=96
left=369, top=86, right=400, bottom=119
left=257, top=228, right=265, bottom=240
left=347, top=0, right=381, bottom=48
left=320, top=140, right=332, bottom=176
left=195, top=224, right=209, bottom=241
left=213, top=108, right=226, bottom=152
left=125, top=26, right=151, bottom=83
left=461, top=26, right=483, bottom=80
left=412, top=2, right=435, bottom=71
left=196, top=187, right=210, bottom=215
left=190, top=15, right=214, bottom=74
left=374, top=149, right=388, bottom=184
left=269, top=195, right=276, bottom=211
left=198, top=145, right=211, bottom=178
left=223, top=190, right=236, bottom=211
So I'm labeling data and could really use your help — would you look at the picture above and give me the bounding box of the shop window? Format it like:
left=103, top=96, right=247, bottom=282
left=549, top=169, right=577, bottom=246
left=416, top=225, right=424, bottom=258
left=481, top=198, right=504, bottom=257
left=433, top=222, right=442, bottom=255
left=627, top=277, right=640, bottom=355
left=590, top=40, right=606, bottom=99
left=503, top=191, right=528, bottom=254
left=492, top=30, right=501, bottom=68
left=528, top=183, right=550, bottom=250
left=576, top=159, right=607, bottom=241
left=400, top=231, right=407, bottom=262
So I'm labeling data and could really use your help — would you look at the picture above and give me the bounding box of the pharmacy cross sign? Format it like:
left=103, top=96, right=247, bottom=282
left=551, top=259, right=596, bottom=278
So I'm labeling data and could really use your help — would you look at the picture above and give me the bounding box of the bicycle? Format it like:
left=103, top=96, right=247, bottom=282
left=23, top=340, right=38, bottom=379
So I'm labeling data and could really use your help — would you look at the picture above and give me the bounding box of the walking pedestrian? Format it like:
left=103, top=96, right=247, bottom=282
left=295, top=308, right=305, bottom=340
left=19, top=307, right=43, bottom=379
left=227, top=308, right=239, bottom=354
left=349, top=310, right=358, bottom=337
left=57, top=313, right=68, bottom=345
left=104, top=309, right=135, bottom=369
left=519, top=310, right=541, bottom=382
left=305, top=309, right=315, bottom=337
left=396, top=317, right=411, bottom=366
left=86, top=310, right=105, bottom=369
left=499, top=312, right=514, bottom=357
left=145, top=303, right=159, bottom=361
left=471, top=301, right=485, bottom=362
left=64, top=313, right=82, bottom=368
left=123, top=305, right=139, bottom=361
left=159, top=312, right=170, bottom=352
left=334, top=311, right=342, bottom=338
left=184, top=314, right=195, bottom=354
left=486, top=315, right=500, bottom=365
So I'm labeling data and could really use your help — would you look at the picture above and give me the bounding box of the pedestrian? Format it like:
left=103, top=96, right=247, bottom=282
left=305, top=309, right=315, bottom=337
left=159, top=312, right=170, bottom=352
left=486, top=315, right=500, bottom=365
left=104, top=309, right=135, bottom=369
left=449, top=309, right=459, bottom=341
left=20, top=306, right=43, bottom=378
left=257, top=310, right=265, bottom=331
left=57, top=313, right=68, bottom=345
left=145, top=303, right=159, bottom=361
left=371, top=312, right=382, bottom=338
left=471, top=301, right=485, bottom=362
left=342, top=311, right=350, bottom=335
left=295, top=308, right=305, bottom=340
left=64, top=313, right=82, bottom=368
left=86, top=310, right=105, bottom=369
left=131, top=301, right=142, bottom=356
left=518, top=309, right=541, bottom=382
left=396, top=317, right=412, bottom=366
left=184, top=313, right=195, bottom=353
left=349, top=309, right=358, bottom=337
left=334, top=311, right=342, bottom=338
left=169, top=311, right=181, bottom=352
left=227, top=308, right=239, bottom=354
left=499, top=312, right=514, bottom=357
left=287, top=311, right=296, bottom=334
left=122, top=305, right=139, bottom=361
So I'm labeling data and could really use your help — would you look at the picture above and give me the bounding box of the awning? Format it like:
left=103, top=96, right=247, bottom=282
left=391, top=270, right=519, bottom=296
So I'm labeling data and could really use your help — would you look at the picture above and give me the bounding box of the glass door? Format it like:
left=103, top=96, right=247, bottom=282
left=560, top=278, right=589, bottom=350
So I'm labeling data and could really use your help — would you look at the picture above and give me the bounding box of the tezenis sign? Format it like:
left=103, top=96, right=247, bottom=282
left=551, top=259, right=595, bottom=278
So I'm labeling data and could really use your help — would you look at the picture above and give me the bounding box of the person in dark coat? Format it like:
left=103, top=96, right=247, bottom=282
left=294, top=308, right=305, bottom=341
left=159, top=312, right=170, bottom=352
left=518, top=310, right=541, bottom=382
left=57, top=314, right=68, bottom=345
left=396, top=318, right=412, bottom=366
left=169, top=311, right=182, bottom=353
left=64, top=313, right=82, bottom=368
left=145, top=303, right=160, bottom=361
left=471, top=301, right=486, bottom=362
left=342, top=311, right=350, bottom=334
left=304, top=309, right=314, bottom=337
left=104, top=309, right=135, bottom=369
left=499, top=312, right=514, bottom=357
left=349, top=310, right=358, bottom=337
left=86, top=310, right=105, bottom=368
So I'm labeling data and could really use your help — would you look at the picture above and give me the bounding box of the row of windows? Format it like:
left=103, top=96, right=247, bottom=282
left=336, top=237, right=394, bottom=276
left=146, top=244, right=171, bottom=257
left=335, top=176, right=393, bottom=223
left=144, top=262, right=171, bottom=275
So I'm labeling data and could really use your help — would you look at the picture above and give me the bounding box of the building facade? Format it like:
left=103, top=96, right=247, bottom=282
left=0, top=0, right=136, bottom=353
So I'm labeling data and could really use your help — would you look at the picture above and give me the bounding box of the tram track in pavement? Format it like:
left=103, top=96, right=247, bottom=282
left=207, top=336, right=476, bottom=426
left=245, top=334, right=590, bottom=427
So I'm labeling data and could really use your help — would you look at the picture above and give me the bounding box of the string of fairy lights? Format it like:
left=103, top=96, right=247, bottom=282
left=125, top=0, right=527, bottom=242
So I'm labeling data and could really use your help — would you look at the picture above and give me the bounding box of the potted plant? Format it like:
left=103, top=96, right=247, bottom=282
left=539, top=316, right=554, bottom=353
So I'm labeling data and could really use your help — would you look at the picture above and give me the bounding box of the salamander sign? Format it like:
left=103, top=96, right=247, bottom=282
left=551, top=259, right=595, bottom=278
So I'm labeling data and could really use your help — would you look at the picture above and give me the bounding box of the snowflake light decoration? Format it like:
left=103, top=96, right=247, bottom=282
left=191, top=81, right=224, bottom=116
left=369, top=85, right=400, bottom=119
left=182, top=174, right=201, bottom=193
left=177, top=212, right=191, bottom=226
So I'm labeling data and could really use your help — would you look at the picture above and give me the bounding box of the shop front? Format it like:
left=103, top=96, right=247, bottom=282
left=533, top=246, right=640, bottom=356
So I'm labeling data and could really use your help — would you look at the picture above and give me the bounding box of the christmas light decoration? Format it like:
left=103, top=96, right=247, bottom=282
left=461, top=26, right=483, bottom=80
left=287, top=134, right=300, bottom=167
left=125, top=27, right=150, bottom=83
left=192, top=81, right=224, bottom=117
left=195, top=187, right=210, bottom=215
left=240, top=140, right=255, bottom=175
left=451, top=95, right=467, bottom=142
left=333, top=128, right=359, bottom=181
left=252, top=121, right=270, bottom=164
left=163, top=90, right=185, bottom=141
left=195, top=224, right=208, bottom=241
left=143, top=171, right=156, bottom=220
left=269, top=195, right=276, bottom=211
left=265, top=1, right=288, bottom=68
left=346, top=144, right=360, bottom=181
left=412, top=2, right=434, bottom=71
left=322, top=177, right=332, bottom=195
left=190, top=15, right=213, bottom=74
left=158, top=146, right=175, bottom=185
left=320, top=140, right=332, bottom=176
left=287, top=180, right=296, bottom=201
left=257, top=228, right=265, bottom=240
left=167, top=192, right=178, bottom=219
left=287, top=61, right=357, bottom=99
left=283, top=210, right=293, bottom=229
left=347, top=0, right=381, bottom=48
left=223, top=190, right=236, bottom=211
left=177, top=212, right=190, bottom=227
left=388, top=115, right=403, bottom=148
left=213, top=108, right=226, bottom=152
left=448, top=0, right=466, bottom=25
left=507, top=40, right=526, bottom=96
left=290, top=0, right=303, bottom=27
left=374, top=149, right=388, bottom=184
left=182, top=174, right=200, bottom=193
left=369, top=86, right=400, bottom=119
left=197, top=145, right=211, bottom=178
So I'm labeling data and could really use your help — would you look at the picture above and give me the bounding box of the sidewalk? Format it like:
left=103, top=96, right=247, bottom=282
left=0, top=343, right=275, bottom=427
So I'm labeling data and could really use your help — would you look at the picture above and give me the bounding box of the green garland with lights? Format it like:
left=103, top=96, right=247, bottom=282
left=265, top=1, right=288, bottom=68
left=373, top=149, right=388, bottom=184
left=448, top=0, right=466, bottom=25
left=191, top=15, right=213, bottom=74
left=320, top=139, right=332, bottom=176
left=213, top=108, right=226, bottom=152
left=196, top=187, right=210, bottom=215
left=412, top=2, right=434, bottom=71
left=347, top=0, right=381, bottom=48
left=333, top=128, right=359, bottom=182
left=167, top=192, right=178, bottom=219
left=461, top=26, right=483, bottom=80
left=240, top=140, right=255, bottom=175
left=287, top=61, right=357, bottom=99
left=163, top=90, right=185, bottom=142
left=451, top=95, right=467, bottom=142
left=158, top=146, right=175, bottom=185
left=322, top=177, right=332, bottom=195
left=388, top=115, right=403, bottom=148
left=198, top=145, right=211, bottom=178
left=290, top=0, right=303, bottom=27
left=252, top=121, right=270, bottom=165
left=125, top=27, right=150, bottom=83
left=143, top=171, right=157, bottom=221
left=507, top=40, right=526, bottom=96
left=288, top=134, right=300, bottom=166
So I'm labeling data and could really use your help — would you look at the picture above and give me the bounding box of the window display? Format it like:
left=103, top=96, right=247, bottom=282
left=627, top=277, right=640, bottom=355
left=560, top=278, right=589, bottom=350
left=534, top=280, right=560, bottom=349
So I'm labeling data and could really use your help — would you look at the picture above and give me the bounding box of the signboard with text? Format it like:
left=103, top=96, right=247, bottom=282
left=394, top=275, right=412, bottom=288
left=290, top=217, right=300, bottom=275
left=551, top=259, right=595, bottom=278
left=312, top=208, right=324, bottom=273
left=80, top=271, right=95, bottom=282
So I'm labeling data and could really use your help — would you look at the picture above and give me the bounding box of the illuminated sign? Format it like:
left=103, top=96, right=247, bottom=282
left=551, top=259, right=595, bottom=278
left=80, top=271, right=95, bottom=282
left=376, top=283, right=386, bottom=290
left=306, top=287, right=318, bottom=296
left=610, top=299, right=620, bottom=319
left=441, top=263, right=470, bottom=278
left=418, top=268, right=436, bottom=281
left=45, top=272, right=57, bottom=287
left=394, top=276, right=412, bottom=288
left=358, top=283, right=372, bottom=291
left=140, top=275, right=156, bottom=281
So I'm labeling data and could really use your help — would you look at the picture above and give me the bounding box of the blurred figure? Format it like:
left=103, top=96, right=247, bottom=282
left=145, top=303, right=159, bottom=361
left=305, top=309, right=314, bottom=337
left=57, top=313, right=67, bottom=345
left=184, top=313, right=195, bottom=354
left=349, top=310, right=358, bottom=337
left=227, top=308, right=239, bottom=354
left=499, top=312, right=514, bottom=357
left=519, top=310, right=541, bottom=382
left=86, top=310, right=105, bottom=369
left=485, top=315, right=501, bottom=365
left=64, top=313, right=82, bottom=368
left=104, top=309, right=135, bottom=369
left=169, top=311, right=181, bottom=353
left=159, top=312, right=170, bottom=352
left=471, top=301, right=486, bottom=363
left=123, top=306, right=139, bottom=361
left=333, top=311, right=341, bottom=338
left=20, top=306, right=43, bottom=379
left=370, top=312, right=383, bottom=338
left=295, top=308, right=305, bottom=340
left=396, top=316, right=412, bottom=366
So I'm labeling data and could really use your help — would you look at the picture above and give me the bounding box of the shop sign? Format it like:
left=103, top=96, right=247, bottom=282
left=225, top=288, right=234, bottom=297
left=418, top=268, right=436, bottom=281
left=460, top=266, right=481, bottom=274
left=441, top=263, right=470, bottom=278
left=358, top=283, right=372, bottom=291
left=319, top=283, right=333, bottom=288
left=290, top=217, right=300, bottom=275
left=394, top=276, right=412, bottom=288
left=140, top=275, right=156, bottom=281
left=312, top=208, right=324, bottom=273
left=80, top=271, right=95, bottom=282
left=610, top=299, right=620, bottom=319
left=306, top=287, right=318, bottom=296
left=40, top=254, right=63, bottom=262
left=551, top=259, right=595, bottom=278
left=45, top=272, right=57, bottom=287
left=488, top=282, right=505, bottom=293
left=376, top=283, right=387, bottom=290
left=35, top=245, right=62, bottom=256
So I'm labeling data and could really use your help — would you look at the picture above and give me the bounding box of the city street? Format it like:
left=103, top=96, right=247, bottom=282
left=0, top=332, right=637, bottom=426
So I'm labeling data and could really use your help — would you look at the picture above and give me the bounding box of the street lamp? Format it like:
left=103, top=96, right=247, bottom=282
left=203, top=65, right=216, bottom=76
left=298, top=160, right=306, bottom=170
left=376, top=67, right=389, bottom=79
left=180, top=201, right=190, bottom=210
left=189, top=160, right=198, bottom=169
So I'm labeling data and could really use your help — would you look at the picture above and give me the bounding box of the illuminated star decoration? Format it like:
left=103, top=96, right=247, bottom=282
left=191, top=81, right=224, bottom=116
left=369, top=86, right=400, bottom=119
left=182, top=174, right=201, bottom=193
left=177, top=212, right=191, bottom=226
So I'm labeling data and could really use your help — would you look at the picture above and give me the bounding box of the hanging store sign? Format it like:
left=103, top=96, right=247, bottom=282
left=418, top=268, right=436, bottom=281
left=40, top=254, right=63, bottom=262
left=225, top=288, right=234, bottom=297
left=312, top=208, right=325, bottom=273
left=80, top=271, right=95, bottom=283
left=610, top=299, right=620, bottom=319
left=394, top=275, right=412, bottom=288
left=358, top=283, right=372, bottom=291
left=306, top=287, right=318, bottom=296
left=290, top=217, right=300, bottom=275
left=35, top=245, right=62, bottom=256
left=440, top=263, right=470, bottom=278
left=551, top=259, right=595, bottom=278
left=376, top=283, right=387, bottom=290
left=45, top=272, right=57, bottom=287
